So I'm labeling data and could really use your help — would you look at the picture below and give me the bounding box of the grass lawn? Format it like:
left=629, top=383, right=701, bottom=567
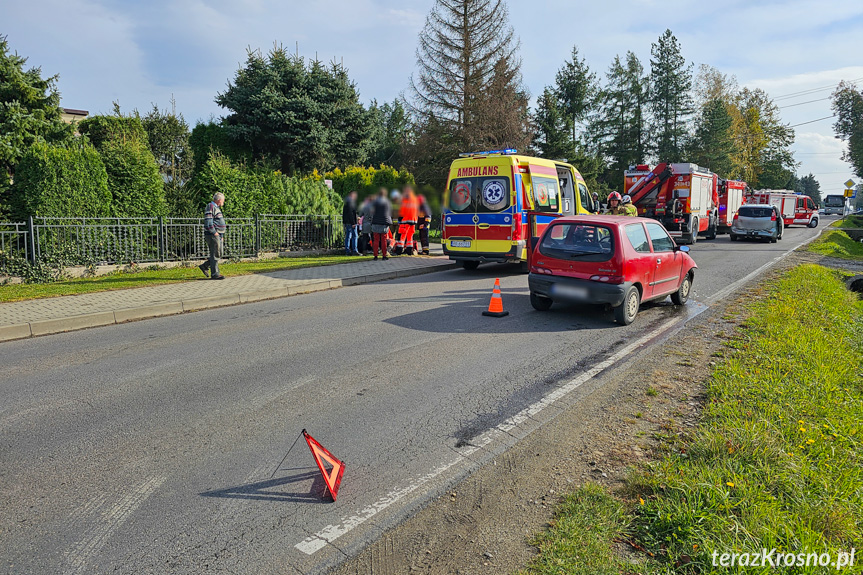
left=808, top=229, right=863, bottom=260
left=0, top=255, right=362, bottom=302
left=831, top=215, right=863, bottom=229
left=523, top=264, right=863, bottom=574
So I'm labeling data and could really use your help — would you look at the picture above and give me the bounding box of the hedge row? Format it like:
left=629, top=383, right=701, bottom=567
left=318, top=165, right=416, bottom=202
left=191, top=154, right=341, bottom=217
left=12, top=141, right=112, bottom=218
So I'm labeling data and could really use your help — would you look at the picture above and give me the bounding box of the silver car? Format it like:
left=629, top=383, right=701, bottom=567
left=730, top=204, right=783, bottom=243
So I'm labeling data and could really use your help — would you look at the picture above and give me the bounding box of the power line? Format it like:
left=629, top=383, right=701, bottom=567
left=778, top=96, right=832, bottom=109
left=773, top=77, right=863, bottom=102
left=789, top=114, right=836, bottom=128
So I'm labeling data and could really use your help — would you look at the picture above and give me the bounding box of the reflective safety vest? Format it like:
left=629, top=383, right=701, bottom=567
left=400, top=195, right=419, bottom=223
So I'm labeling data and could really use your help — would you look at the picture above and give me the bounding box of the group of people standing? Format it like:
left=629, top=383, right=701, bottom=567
left=342, top=186, right=433, bottom=260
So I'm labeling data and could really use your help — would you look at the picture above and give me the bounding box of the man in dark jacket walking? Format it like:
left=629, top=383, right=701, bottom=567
left=343, top=190, right=360, bottom=255
left=370, top=187, right=392, bottom=261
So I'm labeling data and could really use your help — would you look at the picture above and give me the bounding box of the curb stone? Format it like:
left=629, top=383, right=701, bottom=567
left=0, top=260, right=459, bottom=343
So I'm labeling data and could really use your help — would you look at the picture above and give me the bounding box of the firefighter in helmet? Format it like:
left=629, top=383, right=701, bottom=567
left=621, top=194, right=638, bottom=216
left=604, top=192, right=626, bottom=215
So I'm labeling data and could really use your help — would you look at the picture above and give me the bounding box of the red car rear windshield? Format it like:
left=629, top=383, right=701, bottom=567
left=539, top=223, right=614, bottom=261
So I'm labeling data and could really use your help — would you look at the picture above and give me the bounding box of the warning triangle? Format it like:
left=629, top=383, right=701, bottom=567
left=303, top=430, right=345, bottom=501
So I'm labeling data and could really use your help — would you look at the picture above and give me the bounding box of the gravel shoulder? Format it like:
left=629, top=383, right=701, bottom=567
left=331, top=251, right=827, bottom=575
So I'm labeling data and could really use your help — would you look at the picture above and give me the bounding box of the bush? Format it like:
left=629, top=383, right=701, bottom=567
left=99, top=139, right=167, bottom=217
left=78, top=115, right=148, bottom=149
left=10, top=141, right=112, bottom=219
left=192, top=154, right=341, bottom=217
left=320, top=165, right=416, bottom=202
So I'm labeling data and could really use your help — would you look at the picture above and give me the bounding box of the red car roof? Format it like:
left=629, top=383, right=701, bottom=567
left=548, top=215, right=654, bottom=227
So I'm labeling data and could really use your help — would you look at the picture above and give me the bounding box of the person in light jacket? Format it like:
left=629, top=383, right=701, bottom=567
left=199, top=192, right=226, bottom=280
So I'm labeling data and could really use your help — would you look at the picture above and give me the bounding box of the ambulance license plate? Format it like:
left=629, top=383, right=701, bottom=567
left=451, top=240, right=471, bottom=248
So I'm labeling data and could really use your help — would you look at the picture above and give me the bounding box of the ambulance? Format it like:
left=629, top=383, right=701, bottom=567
left=442, top=150, right=597, bottom=270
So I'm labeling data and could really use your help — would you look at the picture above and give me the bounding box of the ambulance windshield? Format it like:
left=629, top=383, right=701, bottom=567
left=449, top=176, right=511, bottom=213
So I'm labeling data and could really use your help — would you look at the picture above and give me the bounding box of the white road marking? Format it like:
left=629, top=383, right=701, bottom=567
left=64, top=474, right=166, bottom=575
left=296, top=227, right=826, bottom=555
left=295, top=317, right=678, bottom=555
left=707, top=227, right=825, bottom=304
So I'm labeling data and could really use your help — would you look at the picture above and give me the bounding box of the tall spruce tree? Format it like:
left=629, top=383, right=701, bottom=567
left=407, top=0, right=530, bottom=180
left=533, top=87, right=576, bottom=160
left=690, top=98, right=735, bottom=177
left=799, top=173, right=822, bottom=205
left=367, top=99, right=410, bottom=167
left=649, top=29, right=693, bottom=162
left=0, top=35, right=72, bottom=212
left=590, top=52, right=649, bottom=191
left=554, top=46, right=598, bottom=147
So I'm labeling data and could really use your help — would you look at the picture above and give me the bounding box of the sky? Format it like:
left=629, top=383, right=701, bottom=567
left=3, top=0, right=863, bottom=192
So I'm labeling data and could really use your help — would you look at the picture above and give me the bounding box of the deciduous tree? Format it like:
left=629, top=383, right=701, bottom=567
left=831, top=81, right=863, bottom=179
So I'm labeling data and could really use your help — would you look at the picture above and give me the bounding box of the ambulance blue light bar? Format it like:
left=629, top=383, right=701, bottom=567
left=459, top=148, right=518, bottom=158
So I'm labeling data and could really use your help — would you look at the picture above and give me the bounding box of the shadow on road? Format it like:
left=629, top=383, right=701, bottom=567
left=200, top=468, right=330, bottom=503
left=381, top=287, right=693, bottom=333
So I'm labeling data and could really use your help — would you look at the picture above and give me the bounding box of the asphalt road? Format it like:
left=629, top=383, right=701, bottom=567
left=0, top=219, right=830, bottom=575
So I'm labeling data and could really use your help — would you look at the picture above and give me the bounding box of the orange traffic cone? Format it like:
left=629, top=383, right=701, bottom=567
left=482, top=278, right=509, bottom=317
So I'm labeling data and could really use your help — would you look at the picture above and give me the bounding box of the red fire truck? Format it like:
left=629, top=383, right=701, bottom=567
left=747, top=190, right=819, bottom=228
left=625, top=163, right=719, bottom=244
left=717, top=178, right=747, bottom=234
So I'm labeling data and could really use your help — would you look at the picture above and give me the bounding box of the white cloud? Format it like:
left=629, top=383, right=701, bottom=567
left=2, top=0, right=862, bottom=184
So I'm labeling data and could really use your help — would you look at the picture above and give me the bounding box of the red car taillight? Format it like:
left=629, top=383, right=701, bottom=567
left=771, top=212, right=777, bottom=221
left=533, top=267, right=553, bottom=275
left=733, top=212, right=739, bottom=220
left=590, top=275, right=624, bottom=284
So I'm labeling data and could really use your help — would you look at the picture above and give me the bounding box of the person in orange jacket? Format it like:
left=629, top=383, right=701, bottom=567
left=395, top=186, right=419, bottom=255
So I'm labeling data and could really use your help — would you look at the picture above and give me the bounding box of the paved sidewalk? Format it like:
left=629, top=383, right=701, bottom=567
left=0, top=255, right=458, bottom=342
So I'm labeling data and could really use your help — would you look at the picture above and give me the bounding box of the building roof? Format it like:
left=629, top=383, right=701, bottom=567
left=62, top=108, right=89, bottom=116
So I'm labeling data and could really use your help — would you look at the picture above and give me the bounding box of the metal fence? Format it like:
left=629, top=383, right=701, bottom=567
left=0, top=215, right=344, bottom=272
left=0, top=222, right=30, bottom=274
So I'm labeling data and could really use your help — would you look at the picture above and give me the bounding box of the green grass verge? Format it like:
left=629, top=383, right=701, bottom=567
left=831, top=215, right=863, bottom=229
left=808, top=229, right=863, bottom=260
left=523, top=483, right=638, bottom=575
left=0, top=255, right=361, bottom=302
left=524, top=264, right=863, bottom=574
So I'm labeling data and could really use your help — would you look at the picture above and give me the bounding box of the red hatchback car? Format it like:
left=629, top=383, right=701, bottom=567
left=528, top=215, right=697, bottom=325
